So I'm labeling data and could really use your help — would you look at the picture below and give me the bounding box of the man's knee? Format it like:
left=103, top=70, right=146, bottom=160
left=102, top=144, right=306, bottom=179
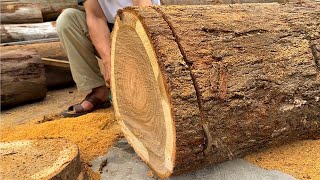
left=56, top=8, right=82, bottom=34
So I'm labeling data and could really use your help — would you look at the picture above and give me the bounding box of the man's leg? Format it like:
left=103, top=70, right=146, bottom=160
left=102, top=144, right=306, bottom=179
left=56, top=8, right=110, bottom=114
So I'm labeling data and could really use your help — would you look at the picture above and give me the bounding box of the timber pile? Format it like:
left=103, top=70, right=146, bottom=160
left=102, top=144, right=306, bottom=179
left=111, top=2, right=320, bottom=178
left=0, top=0, right=82, bottom=22
left=0, top=0, right=76, bottom=107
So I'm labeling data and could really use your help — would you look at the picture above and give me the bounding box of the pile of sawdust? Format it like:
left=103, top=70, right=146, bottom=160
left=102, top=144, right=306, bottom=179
left=0, top=109, right=122, bottom=163
left=245, top=140, right=320, bottom=180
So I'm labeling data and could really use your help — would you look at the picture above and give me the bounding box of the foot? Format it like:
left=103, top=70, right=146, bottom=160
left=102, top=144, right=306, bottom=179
left=60, top=86, right=111, bottom=117
left=81, top=86, right=110, bottom=111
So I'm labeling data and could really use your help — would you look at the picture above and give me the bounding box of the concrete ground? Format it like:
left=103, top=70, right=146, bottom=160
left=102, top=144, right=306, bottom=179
left=91, top=139, right=296, bottom=180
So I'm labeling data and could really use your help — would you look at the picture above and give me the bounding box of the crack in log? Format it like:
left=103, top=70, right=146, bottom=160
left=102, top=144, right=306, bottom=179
left=152, top=7, right=208, bottom=148
left=310, top=42, right=320, bottom=70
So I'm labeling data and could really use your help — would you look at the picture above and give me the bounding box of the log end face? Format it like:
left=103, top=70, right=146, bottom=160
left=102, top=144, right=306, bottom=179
left=0, top=139, right=81, bottom=180
left=111, top=13, right=175, bottom=178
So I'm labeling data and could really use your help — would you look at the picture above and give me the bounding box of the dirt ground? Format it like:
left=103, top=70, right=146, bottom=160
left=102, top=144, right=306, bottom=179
left=0, top=87, right=319, bottom=179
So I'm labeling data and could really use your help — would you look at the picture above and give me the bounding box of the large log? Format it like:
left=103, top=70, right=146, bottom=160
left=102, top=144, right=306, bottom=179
left=160, top=0, right=319, bottom=4
left=0, top=22, right=57, bottom=43
left=0, top=0, right=82, bottom=21
left=111, top=2, right=320, bottom=178
left=0, top=2, right=43, bottom=24
left=1, top=50, right=47, bottom=109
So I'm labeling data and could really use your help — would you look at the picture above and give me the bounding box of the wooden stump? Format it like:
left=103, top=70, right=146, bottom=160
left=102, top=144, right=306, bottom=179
left=111, top=2, right=320, bottom=178
left=0, top=139, right=81, bottom=180
left=1, top=50, right=47, bottom=109
left=0, top=2, right=43, bottom=24
left=0, top=22, right=57, bottom=43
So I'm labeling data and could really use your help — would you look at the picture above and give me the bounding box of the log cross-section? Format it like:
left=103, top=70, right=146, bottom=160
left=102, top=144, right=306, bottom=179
left=111, top=2, right=320, bottom=178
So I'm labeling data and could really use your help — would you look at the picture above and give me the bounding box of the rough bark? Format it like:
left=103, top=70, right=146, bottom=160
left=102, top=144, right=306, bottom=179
left=1, top=42, right=74, bottom=88
left=1, top=50, right=47, bottom=109
left=0, top=22, right=57, bottom=43
left=1, top=41, right=67, bottom=60
left=112, top=2, right=320, bottom=178
left=160, top=0, right=289, bottom=4
left=0, top=0, right=82, bottom=21
left=0, top=2, right=43, bottom=24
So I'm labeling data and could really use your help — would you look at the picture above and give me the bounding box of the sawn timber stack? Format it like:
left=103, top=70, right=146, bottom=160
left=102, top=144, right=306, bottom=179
left=110, top=2, right=320, bottom=178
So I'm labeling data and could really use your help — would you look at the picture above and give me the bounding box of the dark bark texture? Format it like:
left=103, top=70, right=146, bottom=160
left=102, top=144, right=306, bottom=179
left=1, top=50, right=47, bottom=109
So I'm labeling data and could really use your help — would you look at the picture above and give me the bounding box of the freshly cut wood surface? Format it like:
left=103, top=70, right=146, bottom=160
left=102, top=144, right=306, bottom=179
left=111, top=2, right=320, bottom=178
left=1, top=50, right=47, bottom=108
left=0, top=22, right=57, bottom=43
left=0, top=2, right=43, bottom=24
left=0, top=139, right=81, bottom=180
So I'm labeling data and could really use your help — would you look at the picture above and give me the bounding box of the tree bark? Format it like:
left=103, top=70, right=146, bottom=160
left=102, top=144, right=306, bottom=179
left=1, top=50, right=47, bottom=109
left=111, top=2, right=320, bottom=178
left=1, top=41, right=67, bottom=60
left=0, top=22, right=57, bottom=43
left=160, top=0, right=292, bottom=4
left=0, top=2, right=43, bottom=24
left=0, top=0, right=82, bottom=21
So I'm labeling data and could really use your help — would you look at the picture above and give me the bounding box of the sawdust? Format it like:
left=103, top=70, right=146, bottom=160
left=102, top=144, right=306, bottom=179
left=245, top=140, right=320, bottom=180
left=0, top=108, right=122, bottom=163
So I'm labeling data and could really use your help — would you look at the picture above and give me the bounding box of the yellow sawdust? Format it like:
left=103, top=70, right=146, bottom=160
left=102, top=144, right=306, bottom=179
left=245, top=140, right=320, bottom=180
left=0, top=109, right=122, bottom=163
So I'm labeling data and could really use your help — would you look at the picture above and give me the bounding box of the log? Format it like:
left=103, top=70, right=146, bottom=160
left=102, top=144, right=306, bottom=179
left=0, top=42, right=74, bottom=88
left=0, top=2, right=43, bottom=24
left=0, top=22, right=57, bottom=43
left=110, top=2, right=320, bottom=178
left=0, top=0, right=83, bottom=21
left=1, top=50, right=47, bottom=109
left=0, top=139, right=81, bottom=179
left=160, top=0, right=318, bottom=4
left=1, top=41, right=67, bottom=60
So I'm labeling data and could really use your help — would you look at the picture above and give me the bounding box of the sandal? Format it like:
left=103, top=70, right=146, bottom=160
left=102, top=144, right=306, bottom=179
left=60, top=92, right=112, bottom=118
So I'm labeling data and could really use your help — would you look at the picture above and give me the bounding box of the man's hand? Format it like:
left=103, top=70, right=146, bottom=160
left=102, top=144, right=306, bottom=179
left=84, top=0, right=111, bottom=87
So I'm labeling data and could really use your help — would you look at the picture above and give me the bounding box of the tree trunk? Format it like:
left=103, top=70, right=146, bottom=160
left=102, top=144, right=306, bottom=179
left=0, top=0, right=82, bottom=21
left=1, top=50, right=47, bottom=109
left=1, top=41, right=67, bottom=60
left=0, top=22, right=57, bottom=43
left=0, top=2, right=43, bottom=24
left=110, top=2, right=320, bottom=178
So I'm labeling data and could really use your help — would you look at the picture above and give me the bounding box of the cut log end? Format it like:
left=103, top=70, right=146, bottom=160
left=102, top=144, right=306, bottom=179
left=0, top=139, right=81, bottom=180
left=111, top=12, right=175, bottom=177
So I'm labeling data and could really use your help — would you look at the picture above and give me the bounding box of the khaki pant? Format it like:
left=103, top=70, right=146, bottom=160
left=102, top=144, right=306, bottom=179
left=56, top=8, right=105, bottom=91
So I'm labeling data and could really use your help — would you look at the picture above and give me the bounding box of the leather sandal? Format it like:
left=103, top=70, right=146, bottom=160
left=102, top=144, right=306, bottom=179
left=60, top=92, right=112, bottom=118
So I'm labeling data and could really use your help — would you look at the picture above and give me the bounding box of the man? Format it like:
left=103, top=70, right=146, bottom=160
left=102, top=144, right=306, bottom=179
left=57, top=0, right=160, bottom=117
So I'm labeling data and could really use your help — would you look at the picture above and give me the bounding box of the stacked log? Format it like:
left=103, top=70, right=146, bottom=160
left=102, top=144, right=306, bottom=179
left=0, top=0, right=82, bottom=22
left=0, top=2, right=43, bottom=24
left=1, top=50, right=47, bottom=109
left=0, top=0, right=76, bottom=108
left=0, top=22, right=57, bottom=43
left=111, top=2, right=320, bottom=178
